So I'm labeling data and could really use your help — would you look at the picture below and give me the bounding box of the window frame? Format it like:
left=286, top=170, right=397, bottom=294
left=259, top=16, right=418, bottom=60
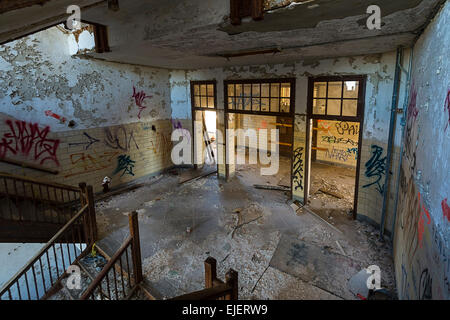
left=190, top=80, right=217, bottom=111
left=307, top=75, right=366, bottom=122
left=224, top=78, right=295, bottom=117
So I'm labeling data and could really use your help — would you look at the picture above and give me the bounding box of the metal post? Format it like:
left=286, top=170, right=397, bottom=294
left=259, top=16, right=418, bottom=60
left=204, top=257, right=217, bottom=289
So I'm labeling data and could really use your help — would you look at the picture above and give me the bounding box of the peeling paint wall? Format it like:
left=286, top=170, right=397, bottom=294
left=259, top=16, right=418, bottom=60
left=393, top=2, right=449, bottom=300
left=0, top=26, right=173, bottom=192
left=169, top=51, right=404, bottom=232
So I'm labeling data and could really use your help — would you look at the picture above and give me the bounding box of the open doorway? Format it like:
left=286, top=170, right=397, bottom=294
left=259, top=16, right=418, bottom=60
left=305, top=76, right=366, bottom=222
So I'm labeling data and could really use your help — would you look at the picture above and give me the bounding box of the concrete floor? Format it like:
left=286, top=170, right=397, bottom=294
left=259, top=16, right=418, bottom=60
left=94, top=156, right=396, bottom=300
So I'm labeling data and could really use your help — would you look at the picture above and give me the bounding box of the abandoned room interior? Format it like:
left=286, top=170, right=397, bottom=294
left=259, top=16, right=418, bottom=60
left=0, top=0, right=448, bottom=302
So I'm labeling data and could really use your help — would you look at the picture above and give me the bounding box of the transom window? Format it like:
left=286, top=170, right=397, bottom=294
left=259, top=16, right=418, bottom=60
left=225, top=79, right=295, bottom=114
left=311, top=77, right=364, bottom=118
left=191, top=81, right=216, bottom=109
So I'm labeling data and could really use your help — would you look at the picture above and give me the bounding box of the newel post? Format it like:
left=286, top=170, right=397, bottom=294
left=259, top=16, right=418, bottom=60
left=129, top=211, right=143, bottom=284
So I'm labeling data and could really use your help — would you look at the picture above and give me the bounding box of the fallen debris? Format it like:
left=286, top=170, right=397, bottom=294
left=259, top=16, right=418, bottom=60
left=253, top=184, right=290, bottom=191
left=303, top=205, right=343, bottom=234
left=95, top=183, right=146, bottom=201
left=335, top=240, right=346, bottom=256
left=318, top=188, right=343, bottom=199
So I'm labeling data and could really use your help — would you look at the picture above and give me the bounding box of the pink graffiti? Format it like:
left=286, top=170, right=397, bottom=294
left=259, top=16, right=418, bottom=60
left=417, top=192, right=431, bottom=248
left=132, top=86, right=152, bottom=119
left=407, top=84, right=418, bottom=123
left=445, top=89, right=450, bottom=132
left=442, top=198, right=450, bottom=222
left=0, top=119, right=60, bottom=165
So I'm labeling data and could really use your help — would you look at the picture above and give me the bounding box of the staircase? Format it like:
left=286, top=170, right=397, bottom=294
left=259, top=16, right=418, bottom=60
left=0, top=173, right=238, bottom=300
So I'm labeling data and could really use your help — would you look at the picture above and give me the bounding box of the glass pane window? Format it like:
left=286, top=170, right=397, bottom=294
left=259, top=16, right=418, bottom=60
left=226, top=80, right=293, bottom=114
left=191, top=81, right=216, bottom=109
left=312, top=79, right=361, bottom=117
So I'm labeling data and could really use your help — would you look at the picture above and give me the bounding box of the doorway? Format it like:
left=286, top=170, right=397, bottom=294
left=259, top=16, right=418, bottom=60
left=305, top=76, right=366, bottom=221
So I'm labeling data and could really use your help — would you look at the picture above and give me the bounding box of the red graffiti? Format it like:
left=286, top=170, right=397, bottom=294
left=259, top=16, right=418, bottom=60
left=445, top=89, right=450, bottom=132
left=407, top=84, right=418, bottom=123
left=45, top=110, right=66, bottom=123
left=417, top=192, right=431, bottom=248
left=0, top=120, right=60, bottom=166
left=442, top=198, right=450, bottom=222
left=132, top=86, right=152, bottom=119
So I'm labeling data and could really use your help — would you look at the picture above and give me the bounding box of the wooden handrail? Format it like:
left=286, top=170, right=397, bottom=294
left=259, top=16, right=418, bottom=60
left=0, top=172, right=80, bottom=192
left=0, top=204, right=88, bottom=296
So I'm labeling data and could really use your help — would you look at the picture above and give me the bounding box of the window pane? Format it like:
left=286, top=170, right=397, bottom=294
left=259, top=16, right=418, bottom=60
left=281, top=83, right=291, bottom=98
left=261, top=98, right=269, bottom=111
left=327, top=81, right=342, bottom=98
left=313, top=99, right=326, bottom=115
left=343, top=81, right=359, bottom=98
left=270, top=98, right=279, bottom=112
left=235, top=96, right=243, bottom=110
left=207, top=84, right=214, bottom=96
left=200, top=84, right=207, bottom=96
left=313, top=82, right=327, bottom=98
left=201, top=96, right=207, bottom=108
left=252, top=98, right=261, bottom=111
left=271, top=83, right=280, bottom=97
left=228, top=97, right=235, bottom=109
left=208, top=97, right=215, bottom=108
left=194, top=96, right=200, bottom=108
left=342, top=100, right=358, bottom=116
left=235, top=84, right=242, bottom=98
left=194, top=85, right=200, bottom=95
left=243, top=84, right=251, bottom=110
left=261, top=83, right=270, bottom=97
left=327, top=99, right=341, bottom=116
left=228, top=84, right=234, bottom=97
left=280, top=98, right=290, bottom=113
left=252, top=84, right=260, bottom=97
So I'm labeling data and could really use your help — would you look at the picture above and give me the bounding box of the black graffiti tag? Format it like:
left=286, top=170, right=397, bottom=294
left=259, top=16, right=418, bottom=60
left=362, top=144, right=386, bottom=194
left=293, top=147, right=304, bottom=191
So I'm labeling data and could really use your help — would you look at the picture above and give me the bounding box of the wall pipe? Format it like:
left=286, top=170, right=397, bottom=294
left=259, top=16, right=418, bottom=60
left=379, top=47, right=403, bottom=239
left=390, top=49, right=414, bottom=242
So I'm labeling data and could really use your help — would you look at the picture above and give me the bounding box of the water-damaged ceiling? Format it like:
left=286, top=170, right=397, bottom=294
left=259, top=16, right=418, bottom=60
left=0, top=0, right=445, bottom=69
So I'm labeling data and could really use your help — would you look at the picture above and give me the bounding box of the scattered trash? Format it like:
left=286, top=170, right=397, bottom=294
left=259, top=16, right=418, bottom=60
left=318, top=188, right=343, bottom=199
left=186, top=226, right=192, bottom=233
left=335, top=240, right=346, bottom=256
left=303, top=205, right=343, bottom=234
left=102, top=176, right=112, bottom=193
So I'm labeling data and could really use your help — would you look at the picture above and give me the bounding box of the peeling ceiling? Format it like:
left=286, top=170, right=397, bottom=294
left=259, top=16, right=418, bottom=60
left=0, top=0, right=445, bottom=69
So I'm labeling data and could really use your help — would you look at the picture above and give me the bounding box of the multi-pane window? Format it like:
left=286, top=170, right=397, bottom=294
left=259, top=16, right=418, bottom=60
left=225, top=79, right=294, bottom=114
left=191, top=81, right=216, bottom=109
left=312, top=80, right=361, bottom=117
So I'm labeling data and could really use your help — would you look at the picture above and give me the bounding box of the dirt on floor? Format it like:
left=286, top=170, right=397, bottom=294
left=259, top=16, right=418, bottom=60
left=93, top=156, right=396, bottom=300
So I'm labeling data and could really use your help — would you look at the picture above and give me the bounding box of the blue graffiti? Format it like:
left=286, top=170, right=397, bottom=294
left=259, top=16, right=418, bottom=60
left=362, top=145, right=386, bottom=194
left=113, top=155, right=135, bottom=177
left=347, top=147, right=358, bottom=160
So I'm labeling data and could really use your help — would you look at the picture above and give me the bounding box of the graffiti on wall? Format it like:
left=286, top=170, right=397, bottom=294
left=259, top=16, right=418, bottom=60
left=45, top=110, right=67, bottom=123
left=293, top=147, right=304, bottom=191
left=64, top=151, right=120, bottom=178
left=405, top=84, right=419, bottom=170
left=417, top=192, right=431, bottom=248
left=335, top=121, right=359, bottom=136
left=69, top=132, right=100, bottom=150
left=113, top=154, right=135, bottom=177
left=325, top=147, right=350, bottom=162
left=347, top=147, right=358, bottom=159
left=321, top=135, right=358, bottom=146
left=362, top=144, right=386, bottom=194
left=132, top=86, right=152, bottom=119
left=442, top=198, right=450, bottom=222
left=0, top=119, right=60, bottom=165
left=104, top=126, right=139, bottom=151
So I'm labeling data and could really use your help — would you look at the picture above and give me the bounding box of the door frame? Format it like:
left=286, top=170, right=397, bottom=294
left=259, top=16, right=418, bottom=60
left=223, top=78, right=296, bottom=193
left=190, top=80, right=218, bottom=170
left=304, top=75, right=367, bottom=219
